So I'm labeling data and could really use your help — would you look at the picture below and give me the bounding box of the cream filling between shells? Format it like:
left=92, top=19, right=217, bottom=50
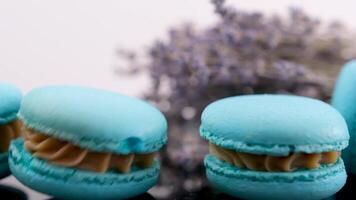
left=0, top=120, right=22, bottom=153
left=24, top=128, right=156, bottom=173
left=209, top=143, right=340, bottom=172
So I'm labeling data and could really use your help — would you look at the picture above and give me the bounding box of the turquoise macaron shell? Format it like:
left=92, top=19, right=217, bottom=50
left=332, top=60, right=356, bottom=174
left=18, top=85, right=167, bottom=154
left=0, top=82, right=21, bottom=178
left=0, top=82, right=22, bottom=125
left=200, top=95, right=349, bottom=156
left=205, top=155, right=346, bottom=200
left=9, top=139, right=159, bottom=200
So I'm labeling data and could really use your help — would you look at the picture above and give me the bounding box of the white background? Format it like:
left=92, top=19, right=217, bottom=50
left=1, top=0, right=356, bottom=96
left=1, top=0, right=356, bottom=199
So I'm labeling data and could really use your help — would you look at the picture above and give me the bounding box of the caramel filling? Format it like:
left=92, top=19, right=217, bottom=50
left=0, top=120, right=22, bottom=153
left=209, top=143, right=340, bottom=172
left=23, top=128, right=156, bottom=173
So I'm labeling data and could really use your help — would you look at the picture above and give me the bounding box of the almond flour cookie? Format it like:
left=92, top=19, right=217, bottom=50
left=9, top=85, right=167, bottom=200
left=200, top=95, right=349, bottom=200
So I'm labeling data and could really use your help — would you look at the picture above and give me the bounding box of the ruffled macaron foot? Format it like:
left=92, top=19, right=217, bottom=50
left=205, top=155, right=346, bottom=200
left=10, top=139, right=160, bottom=200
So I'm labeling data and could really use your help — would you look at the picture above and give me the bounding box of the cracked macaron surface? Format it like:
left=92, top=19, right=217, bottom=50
left=200, top=95, right=349, bottom=200
left=9, top=85, right=168, bottom=200
left=0, top=83, right=22, bottom=179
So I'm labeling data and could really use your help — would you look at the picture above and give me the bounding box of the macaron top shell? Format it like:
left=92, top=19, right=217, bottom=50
left=0, top=83, right=22, bottom=125
left=200, top=95, right=349, bottom=156
left=19, top=86, right=168, bottom=154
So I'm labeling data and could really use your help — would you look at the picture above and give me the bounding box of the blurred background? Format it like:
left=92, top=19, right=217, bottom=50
left=1, top=0, right=356, bottom=199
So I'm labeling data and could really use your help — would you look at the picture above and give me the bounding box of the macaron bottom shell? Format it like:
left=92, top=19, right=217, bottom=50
left=9, top=139, right=160, bottom=200
left=205, top=155, right=346, bottom=200
left=0, top=152, right=10, bottom=179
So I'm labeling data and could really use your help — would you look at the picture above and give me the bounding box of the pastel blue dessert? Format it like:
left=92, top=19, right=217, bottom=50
left=200, top=95, right=349, bottom=200
left=9, top=85, right=167, bottom=200
left=332, top=60, right=356, bottom=175
left=0, top=83, right=22, bottom=179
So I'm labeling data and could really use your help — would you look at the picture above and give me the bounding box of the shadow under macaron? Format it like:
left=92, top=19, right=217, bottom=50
left=336, top=174, right=355, bottom=200
left=0, top=184, right=27, bottom=200
left=0, top=152, right=10, bottom=179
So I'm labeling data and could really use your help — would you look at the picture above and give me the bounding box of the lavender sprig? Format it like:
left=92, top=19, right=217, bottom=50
left=119, top=1, right=353, bottom=121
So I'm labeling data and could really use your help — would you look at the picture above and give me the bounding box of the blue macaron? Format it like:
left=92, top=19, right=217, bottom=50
left=0, top=83, right=22, bottom=179
left=200, top=95, right=349, bottom=200
left=9, top=85, right=167, bottom=200
left=332, top=60, right=356, bottom=175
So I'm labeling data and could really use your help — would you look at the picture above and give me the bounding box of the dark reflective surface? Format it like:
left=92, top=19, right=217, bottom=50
left=175, top=187, right=242, bottom=200
left=336, top=175, right=355, bottom=200
left=48, top=193, right=156, bottom=200
left=0, top=184, right=28, bottom=200
left=177, top=178, right=356, bottom=200
left=6, top=176, right=356, bottom=200
left=0, top=168, right=10, bottom=179
left=128, top=193, right=156, bottom=200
